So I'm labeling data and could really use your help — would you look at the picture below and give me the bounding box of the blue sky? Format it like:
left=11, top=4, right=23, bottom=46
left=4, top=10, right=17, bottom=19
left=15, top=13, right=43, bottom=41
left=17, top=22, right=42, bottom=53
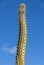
left=0, top=0, right=44, bottom=65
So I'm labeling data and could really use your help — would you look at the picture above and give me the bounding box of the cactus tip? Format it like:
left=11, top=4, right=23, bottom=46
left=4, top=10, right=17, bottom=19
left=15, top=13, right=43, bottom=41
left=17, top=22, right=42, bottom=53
left=19, top=3, right=26, bottom=9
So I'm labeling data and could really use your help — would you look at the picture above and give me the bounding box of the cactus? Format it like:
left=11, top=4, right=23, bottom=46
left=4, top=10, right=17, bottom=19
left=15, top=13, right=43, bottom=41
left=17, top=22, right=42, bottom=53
left=16, top=3, right=27, bottom=65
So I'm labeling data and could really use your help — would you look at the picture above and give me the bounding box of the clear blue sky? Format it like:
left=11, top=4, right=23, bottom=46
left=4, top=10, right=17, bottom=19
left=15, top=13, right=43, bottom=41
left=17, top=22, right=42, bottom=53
left=0, top=0, right=44, bottom=65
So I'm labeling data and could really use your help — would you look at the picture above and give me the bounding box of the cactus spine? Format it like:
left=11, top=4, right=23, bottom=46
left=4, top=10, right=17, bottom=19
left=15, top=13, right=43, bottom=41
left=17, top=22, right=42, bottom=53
left=16, top=3, right=27, bottom=65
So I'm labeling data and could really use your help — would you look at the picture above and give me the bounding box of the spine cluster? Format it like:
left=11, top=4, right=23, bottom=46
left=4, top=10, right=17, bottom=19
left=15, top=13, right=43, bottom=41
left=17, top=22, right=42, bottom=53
left=16, top=3, right=27, bottom=65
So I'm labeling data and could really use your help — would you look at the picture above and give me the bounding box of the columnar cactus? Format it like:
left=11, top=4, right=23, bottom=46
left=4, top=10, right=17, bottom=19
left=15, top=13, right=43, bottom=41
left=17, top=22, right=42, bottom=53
left=16, top=3, right=27, bottom=65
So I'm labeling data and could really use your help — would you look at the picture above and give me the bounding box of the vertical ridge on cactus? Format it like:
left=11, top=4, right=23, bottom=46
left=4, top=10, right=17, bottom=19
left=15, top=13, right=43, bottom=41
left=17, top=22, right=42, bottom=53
left=16, top=3, right=27, bottom=65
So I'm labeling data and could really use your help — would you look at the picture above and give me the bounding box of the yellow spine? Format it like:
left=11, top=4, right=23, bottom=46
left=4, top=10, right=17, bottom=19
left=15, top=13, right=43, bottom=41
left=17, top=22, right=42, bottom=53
left=16, top=3, right=27, bottom=65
